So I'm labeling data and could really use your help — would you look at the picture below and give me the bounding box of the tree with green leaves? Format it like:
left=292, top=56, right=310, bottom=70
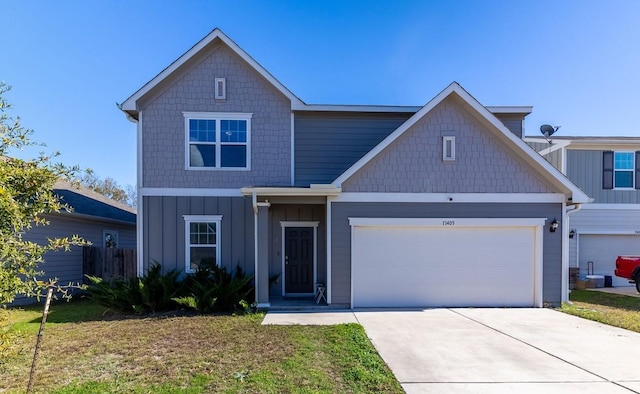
left=0, top=82, right=85, bottom=305
left=76, top=170, right=136, bottom=208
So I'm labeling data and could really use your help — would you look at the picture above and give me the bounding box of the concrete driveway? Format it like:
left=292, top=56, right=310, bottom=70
left=357, top=308, right=640, bottom=393
left=264, top=308, right=640, bottom=393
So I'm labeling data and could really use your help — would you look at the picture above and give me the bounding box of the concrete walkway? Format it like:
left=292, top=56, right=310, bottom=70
left=263, top=308, right=640, bottom=393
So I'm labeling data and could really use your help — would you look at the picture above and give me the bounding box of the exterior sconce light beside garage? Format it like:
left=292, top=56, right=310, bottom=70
left=549, top=218, right=559, bottom=233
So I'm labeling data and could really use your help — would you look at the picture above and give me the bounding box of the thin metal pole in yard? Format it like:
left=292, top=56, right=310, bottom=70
left=27, top=287, right=53, bottom=393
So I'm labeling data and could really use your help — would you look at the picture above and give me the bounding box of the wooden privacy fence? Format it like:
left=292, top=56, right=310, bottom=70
left=83, top=246, right=137, bottom=283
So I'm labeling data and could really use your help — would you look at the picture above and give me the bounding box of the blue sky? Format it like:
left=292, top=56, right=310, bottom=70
left=3, top=0, right=639, bottom=187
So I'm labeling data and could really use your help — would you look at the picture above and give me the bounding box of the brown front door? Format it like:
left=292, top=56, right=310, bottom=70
left=284, top=227, right=314, bottom=294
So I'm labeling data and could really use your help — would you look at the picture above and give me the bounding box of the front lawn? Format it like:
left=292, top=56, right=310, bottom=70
left=1, top=299, right=402, bottom=393
left=561, top=289, right=640, bottom=333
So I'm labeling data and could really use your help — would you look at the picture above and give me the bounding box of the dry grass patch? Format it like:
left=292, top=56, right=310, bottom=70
left=561, top=289, right=640, bottom=333
left=1, top=299, right=401, bottom=393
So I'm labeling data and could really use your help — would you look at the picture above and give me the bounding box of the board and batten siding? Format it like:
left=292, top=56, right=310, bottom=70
left=330, top=202, right=563, bottom=306
left=294, top=112, right=412, bottom=186
left=143, top=196, right=254, bottom=275
left=566, top=150, right=640, bottom=203
left=568, top=207, right=640, bottom=268
left=25, top=214, right=136, bottom=285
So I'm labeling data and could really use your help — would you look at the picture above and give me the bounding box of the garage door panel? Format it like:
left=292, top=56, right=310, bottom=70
left=352, top=226, right=536, bottom=308
left=579, top=235, right=640, bottom=287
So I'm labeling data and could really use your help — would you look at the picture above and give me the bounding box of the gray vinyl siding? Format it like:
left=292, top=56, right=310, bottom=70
left=493, top=114, right=523, bottom=138
left=294, top=112, right=412, bottom=186
left=566, top=150, right=640, bottom=203
left=25, top=214, right=136, bottom=285
left=527, top=141, right=564, bottom=172
left=342, top=98, right=556, bottom=193
left=143, top=196, right=254, bottom=275
left=140, top=41, right=292, bottom=189
left=567, top=207, right=640, bottom=268
left=330, top=202, right=563, bottom=306
left=268, top=204, right=326, bottom=297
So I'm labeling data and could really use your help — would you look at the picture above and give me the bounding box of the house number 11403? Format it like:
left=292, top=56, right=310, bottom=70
left=442, top=220, right=455, bottom=226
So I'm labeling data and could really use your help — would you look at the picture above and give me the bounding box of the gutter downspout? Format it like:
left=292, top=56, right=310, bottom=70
left=563, top=203, right=583, bottom=304
left=253, top=192, right=258, bottom=306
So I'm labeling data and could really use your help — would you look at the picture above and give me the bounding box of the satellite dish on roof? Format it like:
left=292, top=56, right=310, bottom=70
left=540, top=124, right=560, bottom=142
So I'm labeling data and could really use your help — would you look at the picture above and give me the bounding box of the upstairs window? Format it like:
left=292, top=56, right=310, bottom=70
left=614, top=152, right=634, bottom=188
left=603, top=151, right=640, bottom=190
left=184, top=112, right=251, bottom=170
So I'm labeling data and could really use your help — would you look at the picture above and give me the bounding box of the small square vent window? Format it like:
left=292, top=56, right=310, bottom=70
left=215, top=78, right=226, bottom=100
left=443, top=136, right=455, bottom=161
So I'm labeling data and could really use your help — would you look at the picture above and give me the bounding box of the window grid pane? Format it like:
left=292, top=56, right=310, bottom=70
left=189, top=119, right=216, bottom=142
left=189, top=222, right=217, bottom=245
left=614, top=152, right=634, bottom=170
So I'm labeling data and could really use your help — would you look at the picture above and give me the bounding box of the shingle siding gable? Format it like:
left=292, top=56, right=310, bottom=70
left=141, top=41, right=291, bottom=189
left=343, top=98, right=555, bottom=193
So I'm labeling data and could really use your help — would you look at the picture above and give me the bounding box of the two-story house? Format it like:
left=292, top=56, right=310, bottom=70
left=527, top=136, right=640, bottom=287
left=119, top=28, right=589, bottom=309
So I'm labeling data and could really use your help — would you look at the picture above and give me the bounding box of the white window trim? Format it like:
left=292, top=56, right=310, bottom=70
left=183, top=112, right=252, bottom=171
left=214, top=78, right=226, bottom=100
left=613, top=151, right=635, bottom=189
left=103, top=230, right=119, bottom=248
left=443, top=136, right=456, bottom=161
left=183, top=214, right=223, bottom=274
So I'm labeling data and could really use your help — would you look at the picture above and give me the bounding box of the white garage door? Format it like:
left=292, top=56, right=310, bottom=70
left=351, top=219, right=543, bottom=308
left=579, top=234, right=640, bottom=287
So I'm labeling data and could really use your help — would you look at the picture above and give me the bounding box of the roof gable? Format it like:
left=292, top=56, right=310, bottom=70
left=333, top=82, right=590, bottom=203
left=120, top=28, right=304, bottom=117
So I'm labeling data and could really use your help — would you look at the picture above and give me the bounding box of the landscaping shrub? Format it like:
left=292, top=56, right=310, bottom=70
left=86, top=262, right=254, bottom=315
left=175, top=263, right=254, bottom=314
left=85, top=263, right=181, bottom=313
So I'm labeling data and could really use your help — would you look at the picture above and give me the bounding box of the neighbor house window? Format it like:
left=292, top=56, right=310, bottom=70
left=103, top=230, right=119, bottom=248
left=184, top=112, right=251, bottom=170
left=183, top=215, right=222, bottom=274
left=614, top=152, right=634, bottom=188
left=603, top=151, right=640, bottom=190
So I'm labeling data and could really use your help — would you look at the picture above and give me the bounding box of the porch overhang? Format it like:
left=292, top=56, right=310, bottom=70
left=241, top=185, right=341, bottom=197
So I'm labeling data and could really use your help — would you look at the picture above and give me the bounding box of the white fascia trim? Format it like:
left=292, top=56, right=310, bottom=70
left=561, top=201, right=569, bottom=303
left=136, top=111, right=144, bottom=277
left=579, top=203, right=640, bottom=210
left=348, top=217, right=547, bottom=228
left=485, top=106, right=533, bottom=114
left=333, top=193, right=566, bottom=203
left=293, top=104, right=422, bottom=113
left=240, top=186, right=340, bottom=196
left=140, top=188, right=243, bottom=197
left=331, top=82, right=590, bottom=204
left=291, top=104, right=531, bottom=114
left=536, top=140, right=572, bottom=156
left=121, top=28, right=304, bottom=111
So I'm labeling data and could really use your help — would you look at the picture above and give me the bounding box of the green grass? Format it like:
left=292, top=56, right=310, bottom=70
left=1, top=298, right=402, bottom=393
left=561, top=290, right=640, bottom=333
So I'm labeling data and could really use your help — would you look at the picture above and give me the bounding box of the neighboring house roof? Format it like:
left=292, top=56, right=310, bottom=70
left=526, top=135, right=640, bottom=150
left=53, top=180, right=136, bottom=224
left=332, top=82, right=591, bottom=204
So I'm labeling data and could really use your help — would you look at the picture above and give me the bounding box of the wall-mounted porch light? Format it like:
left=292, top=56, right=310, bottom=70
left=569, top=229, right=576, bottom=239
left=549, top=218, right=559, bottom=233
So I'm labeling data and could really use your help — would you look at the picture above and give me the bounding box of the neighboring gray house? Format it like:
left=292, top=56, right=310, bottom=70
left=24, top=180, right=136, bottom=289
left=120, top=28, right=589, bottom=308
left=527, top=136, right=640, bottom=287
